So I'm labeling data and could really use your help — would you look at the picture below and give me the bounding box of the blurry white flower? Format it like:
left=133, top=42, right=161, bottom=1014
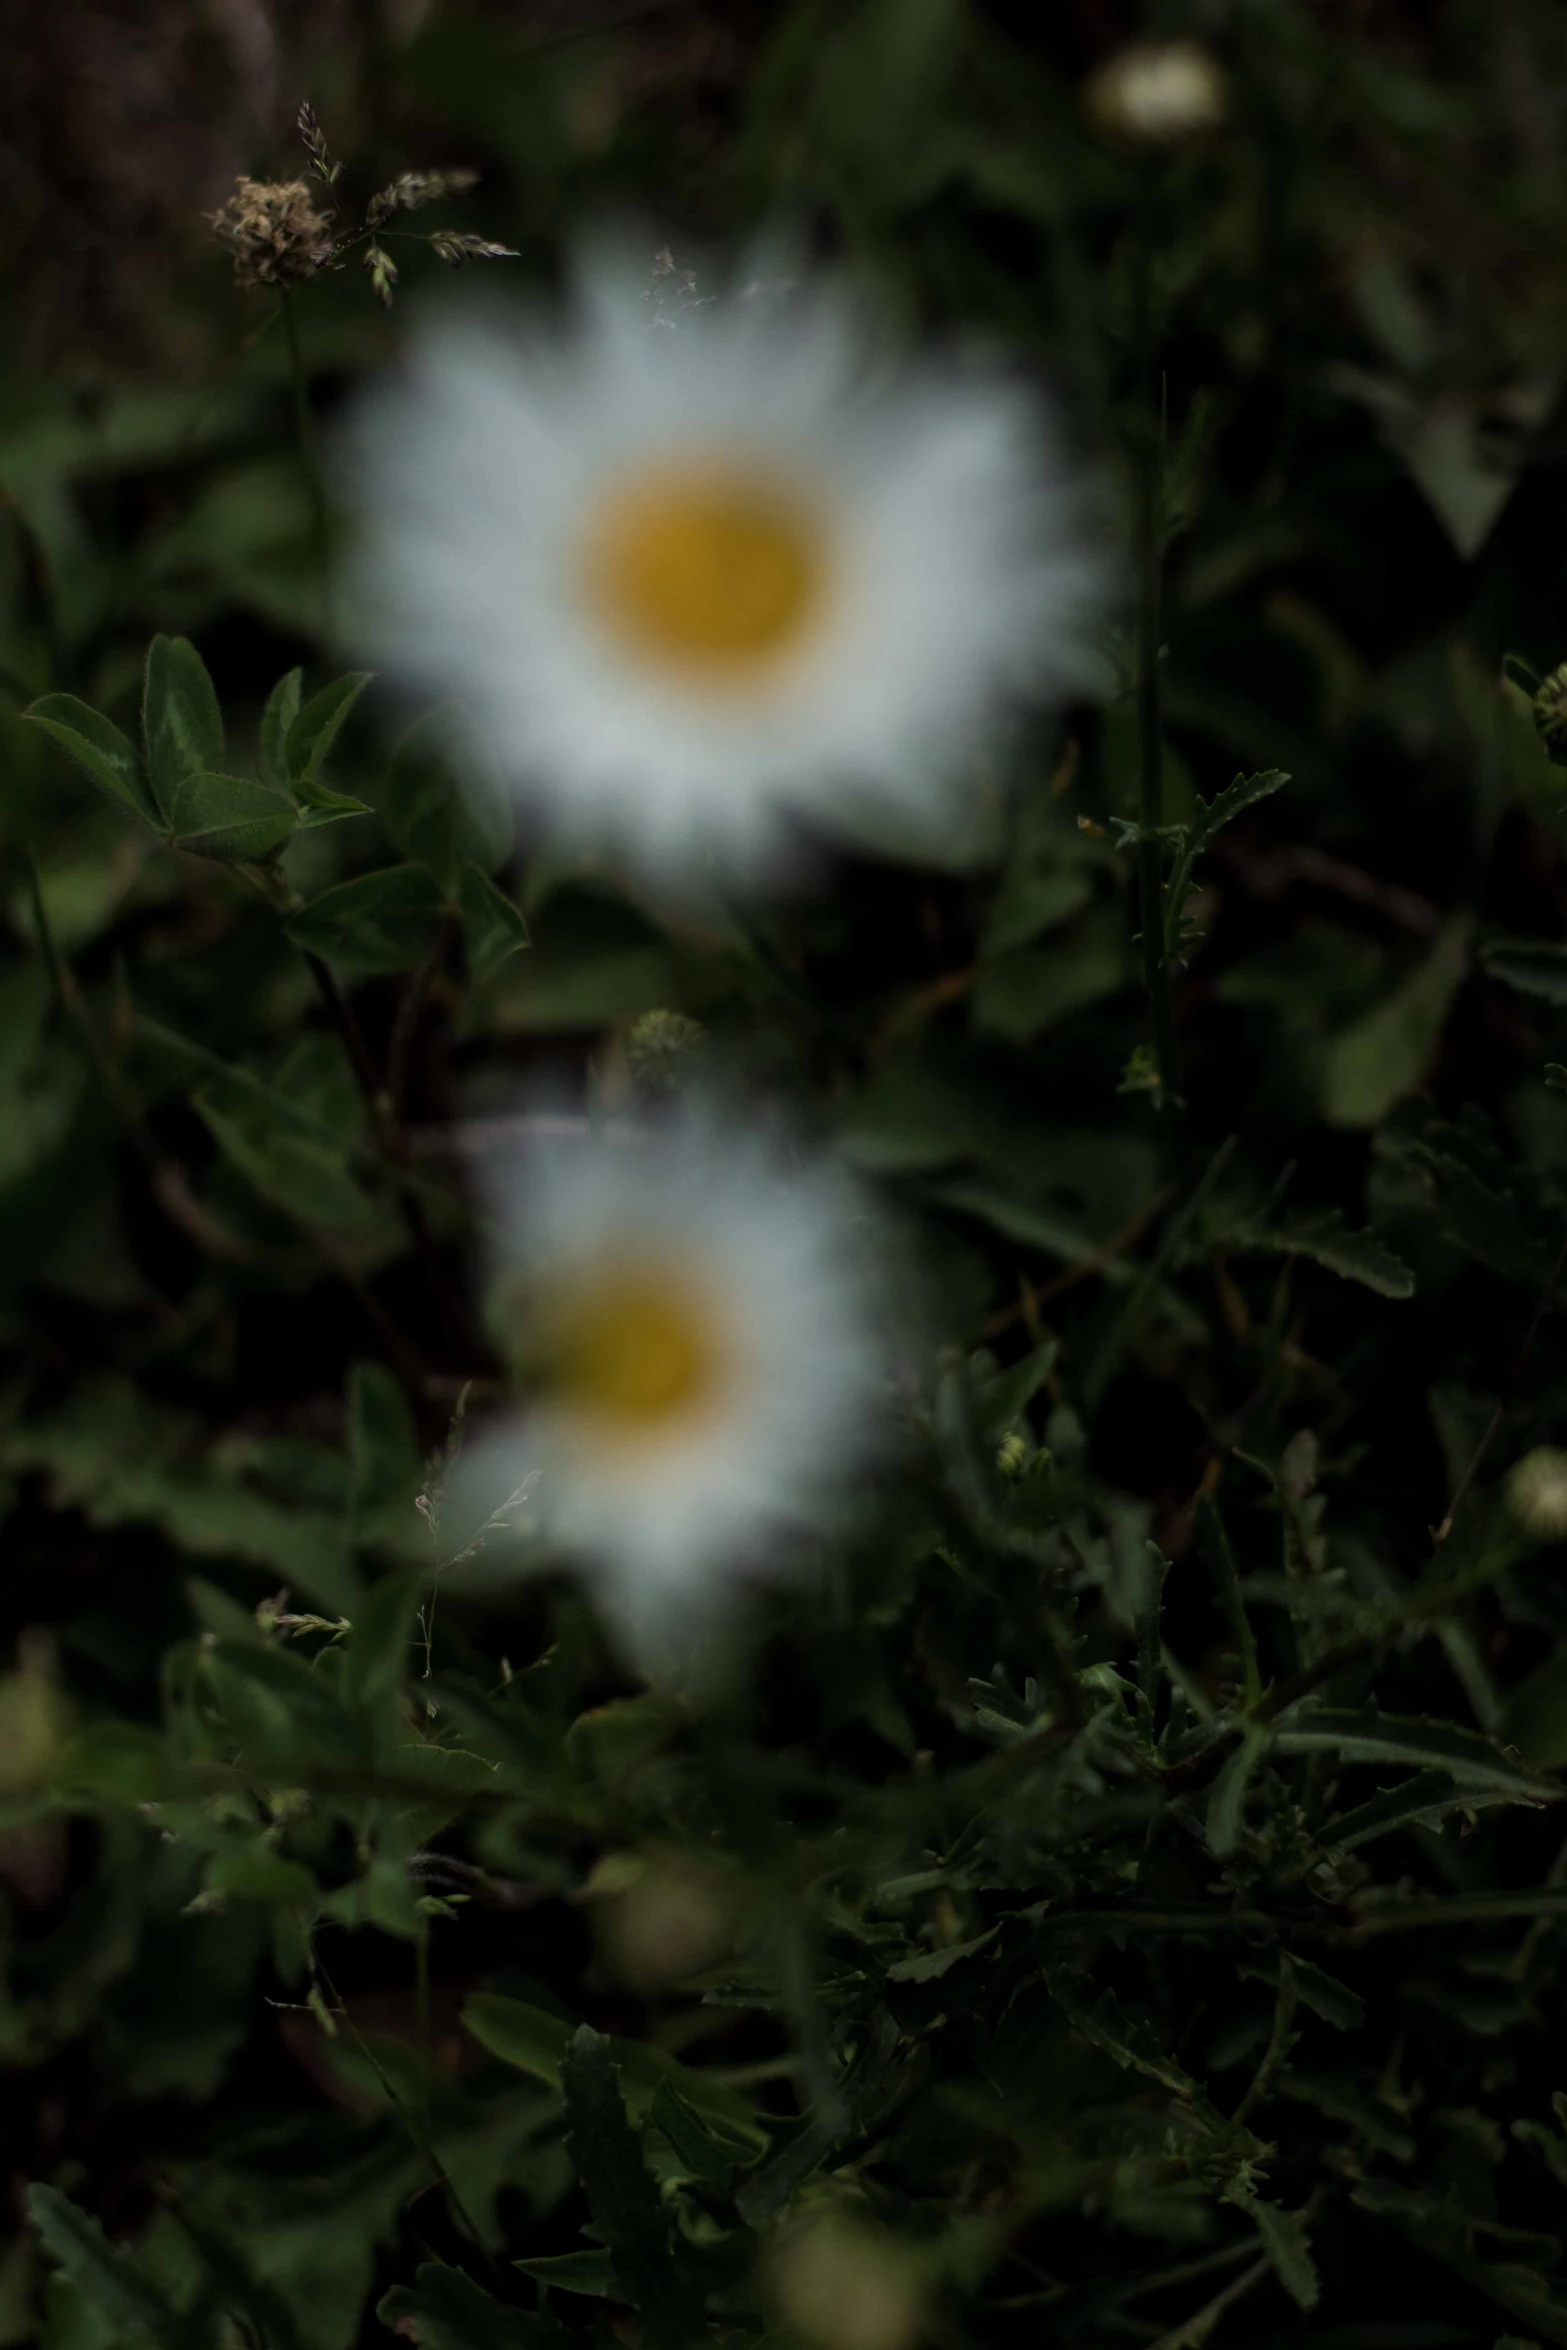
left=1086, top=41, right=1227, bottom=145
left=340, top=243, right=1107, bottom=891
left=462, top=1113, right=881, bottom=1670
left=1507, top=1446, right=1567, bottom=1539
left=772, top=2209, right=924, bottom=2350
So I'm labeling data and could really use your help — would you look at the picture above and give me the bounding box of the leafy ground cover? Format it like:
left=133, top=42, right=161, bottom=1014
left=6, top=5, right=1567, bottom=2347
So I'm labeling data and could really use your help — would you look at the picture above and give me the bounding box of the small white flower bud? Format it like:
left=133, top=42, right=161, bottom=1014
left=1508, top=1446, right=1567, bottom=1538
left=1086, top=42, right=1227, bottom=146
left=772, top=2213, right=923, bottom=2350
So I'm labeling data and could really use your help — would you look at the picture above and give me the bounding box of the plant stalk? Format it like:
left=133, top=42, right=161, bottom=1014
left=281, top=290, right=333, bottom=633
left=1131, top=175, right=1192, bottom=1198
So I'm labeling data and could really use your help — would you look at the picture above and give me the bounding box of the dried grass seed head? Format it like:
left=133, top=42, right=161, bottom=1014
left=209, top=175, right=333, bottom=290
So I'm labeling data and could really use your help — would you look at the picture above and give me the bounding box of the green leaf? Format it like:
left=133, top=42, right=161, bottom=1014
left=512, top=2250, right=618, bottom=2296
left=983, top=866, right=1094, bottom=960
left=378, top=2263, right=564, bottom=2350
left=56, top=1723, right=186, bottom=1807
left=463, top=1995, right=764, bottom=2146
left=386, top=709, right=512, bottom=884
left=144, top=635, right=224, bottom=815
left=293, top=783, right=373, bottom=830
left=347, top=1359, right=420, bottom=1524
left=1321, top=1767, right=1528, bottom=1854
left=886, top=1926, right=1000, bottom=1983
left=647, top=2080, right=740, bottom=2183
left=25, top=2186, right=187, bottom=2347
left=201, top=1640, right=363, bottom=1767
left=287, top=865, right=445, bottom=976
left=1187, top=765, right=1291, bottom=851
left=971, top=903, right=1128, bottom=1042
left=1196, top=1492, right=1262, bottom=1708
left=196, top=1097, right=371, bottom=1229
left=260, top=666, right=303, bottom=790
left=1164, top=769, right=1291, bottom=947
left=1281, top=2069, right=1416, bottom=2159
left=1499, top=1650, right=1567, bottom=1768
left=1231, top=1208, right=1416, bottom=1299
left=340, top=1570, right=423, bottom=1712
left=1207, top=1727, right=1268, bottom=1858
left=23, top=695, right=160, bottom=829
left=1252, top=2199, right=1320, bottom=2311
left=283, top=672, right=372, bottom=791
left=463, top=1995, right=573, bottom=2088
left=457, top=863, right=530, bottom=983
left=202, top=1844, right=318, bottom=1904
left=167, top=771, right=295, bottom=862
left=1323, top=920, right=1469, bottom=1128
left=1481, top=938, right=1567, bottom=1007
left=1271, top=1955, right=1365, bottom=2032
left=1271, top=1705, right=1556, bottom=1800
left=974, top=1340, right=1059, bottom=1442
left=560, top=2025, right=697, bottom=2350
left=928, top=1183, right=1138, bottom=1285
left=1042, top=1964, right=1200, bottom=2102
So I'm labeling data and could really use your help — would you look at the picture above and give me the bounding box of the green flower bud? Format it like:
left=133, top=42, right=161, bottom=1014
left=996, top=1431, right=1029, bottom=1480
left=625, top=1008, right=707, bottom=1096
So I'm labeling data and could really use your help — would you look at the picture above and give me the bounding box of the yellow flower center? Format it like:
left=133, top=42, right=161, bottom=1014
left=542, top=1258, right=728, bottom=1445
left=584, top=460, right=827, bottom=679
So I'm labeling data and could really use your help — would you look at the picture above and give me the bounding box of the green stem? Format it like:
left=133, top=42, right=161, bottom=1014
left=281, top=291, right=333, bottom=632
left=1131, top=175, right=1191, bottom=1196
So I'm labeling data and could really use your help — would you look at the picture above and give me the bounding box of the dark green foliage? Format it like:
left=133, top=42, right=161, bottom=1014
left=7, top=5, right=1567, bottom=2349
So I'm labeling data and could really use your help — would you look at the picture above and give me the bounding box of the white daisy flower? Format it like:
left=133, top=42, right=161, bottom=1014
left=339, top=242, right=1108, bottom=891
left=459, top=1112, right=882, bottom=1672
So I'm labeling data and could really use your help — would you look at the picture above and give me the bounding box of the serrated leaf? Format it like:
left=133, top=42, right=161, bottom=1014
left=144, top=635, right=224, bottom=814
left=1043, top=1964, right=1199, bottom=2101
left=1164, top=769, right=1290, bottom=947
left=1321, top=1766, right=1526, bottom=1854
left=1232, top=1208, right=1415, bottom=1299
left=168, top=771, right=295, bottom=862
left=560, top=2026, right=697, bottom=2350
left=25, top=2185, right=186, bottom=2346
left=23, top=695, right=160, bottom=829
left=287, top=864, right=446, bottom=976
left=1252, top=2199, right=1320, bottom=2311
left=284, top=672, right=371, bottom=790
left=1482, top=938, right=1567, bottom=1007
left=457, top=862, right=530, bottom=983
left=260, top=667, right=303, bottom=790
left=1272, top=1705, right=1556, bottom=1799
left=1191, top=766, right=1291, bottom=848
